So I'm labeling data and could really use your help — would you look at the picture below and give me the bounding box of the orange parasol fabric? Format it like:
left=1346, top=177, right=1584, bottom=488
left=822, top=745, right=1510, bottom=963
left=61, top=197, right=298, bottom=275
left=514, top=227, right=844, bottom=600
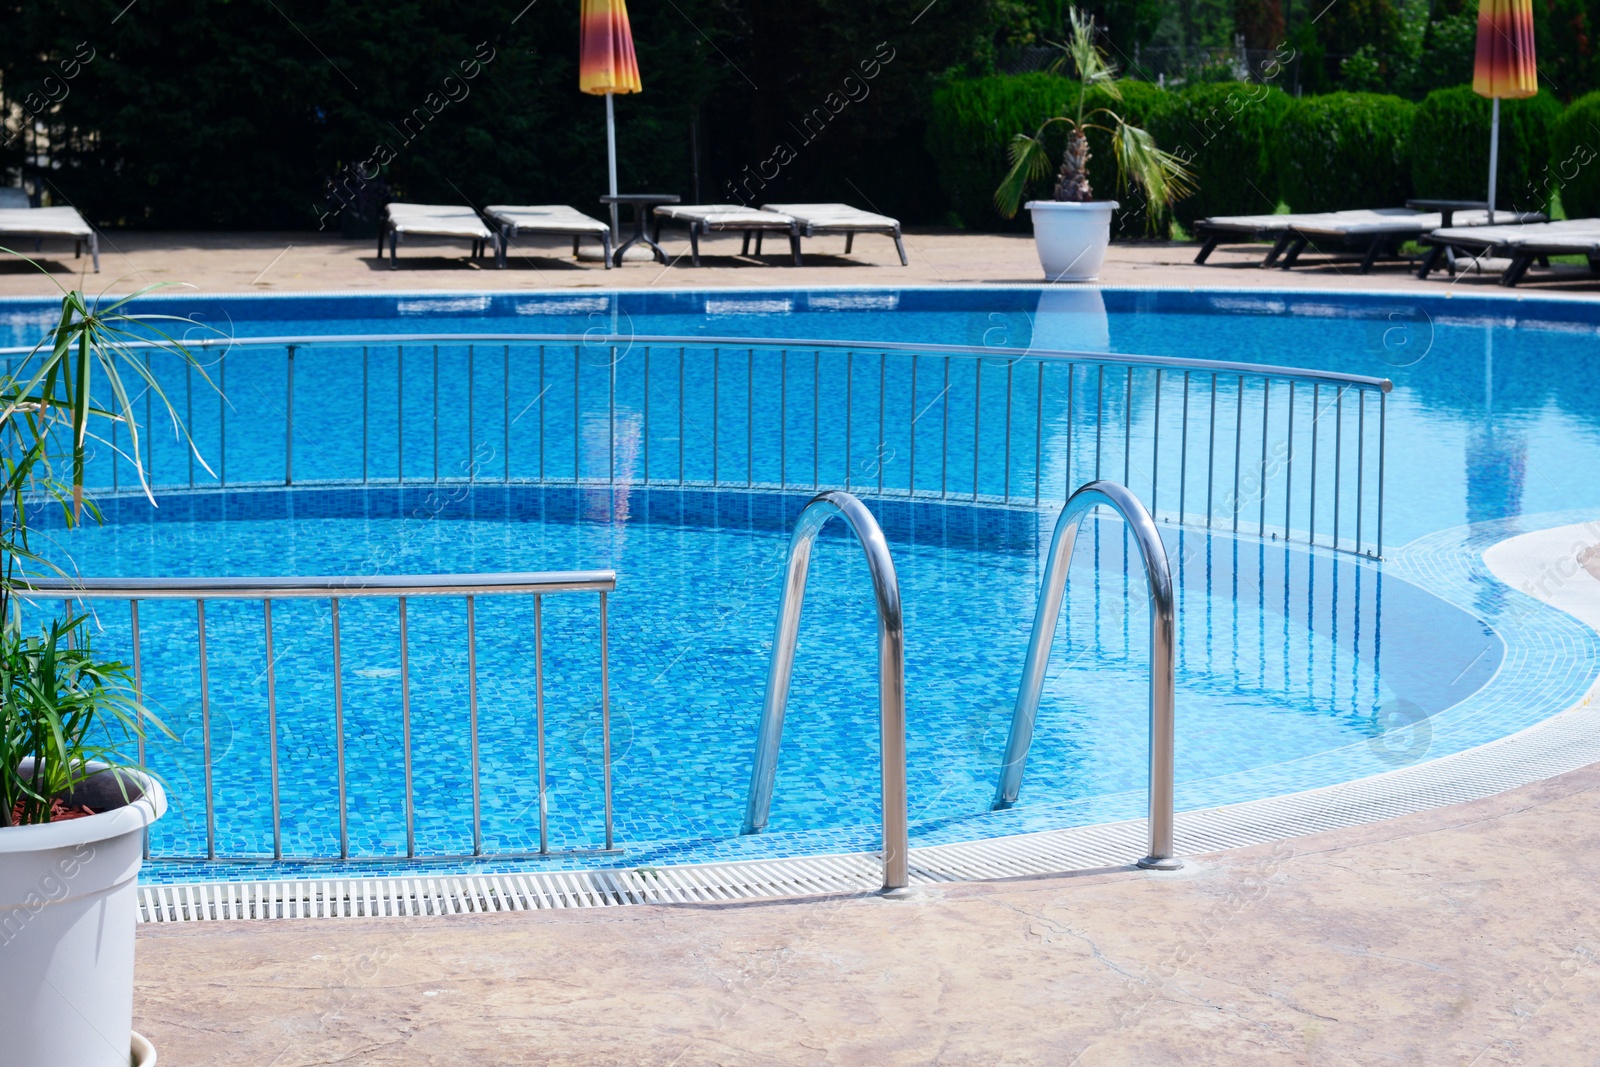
left=1473, top=0, right=1538, bottom=99
left=579, top=0, right=642, bottom=96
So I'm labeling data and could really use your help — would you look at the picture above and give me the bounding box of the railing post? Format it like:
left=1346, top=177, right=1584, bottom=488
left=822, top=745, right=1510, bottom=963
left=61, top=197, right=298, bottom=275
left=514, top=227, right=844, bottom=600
left=535, top=594, right=549, bottom=854
left=468, top=595, right=481, bottom=857
left=197, top=599, right=215, bottom=861
left=265, top=599, right=280, bottom=861
left=285, top=345, right=296, bottom=486
left=600, top=591, right=614, bottom=851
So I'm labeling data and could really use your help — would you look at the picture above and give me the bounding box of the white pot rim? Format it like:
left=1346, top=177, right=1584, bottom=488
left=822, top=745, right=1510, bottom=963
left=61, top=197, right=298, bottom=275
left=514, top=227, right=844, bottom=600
left=1025, top=199, right=1121, bottom=211
left=0, top=770, right=166, bottom=853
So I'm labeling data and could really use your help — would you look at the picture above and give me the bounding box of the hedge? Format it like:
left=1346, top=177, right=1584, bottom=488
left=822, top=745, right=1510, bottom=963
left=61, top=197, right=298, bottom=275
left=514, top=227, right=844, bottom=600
left=927, top=73, right=1080, bottom=232
left=1411, top=86, right=1562, bottom=213
left=1271, top=92, right=1416, bottom=212
left=927, top=74, right=1171, bottom=235
left=1551, top=91, right=1600, bottom=219
left=1148, top=81, right=1292, bottom=228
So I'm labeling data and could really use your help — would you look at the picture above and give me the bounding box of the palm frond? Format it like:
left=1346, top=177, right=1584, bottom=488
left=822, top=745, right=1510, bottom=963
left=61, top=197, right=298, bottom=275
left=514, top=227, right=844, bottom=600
left=1111, top=123, right=1197, bottom=228
left=995, top=133, right=1059, bottom=219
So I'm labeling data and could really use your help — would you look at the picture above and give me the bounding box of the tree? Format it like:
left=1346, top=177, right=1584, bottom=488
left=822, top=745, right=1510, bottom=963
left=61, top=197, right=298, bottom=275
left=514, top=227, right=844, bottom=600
left=1234, top=0, right=1284, bottom=50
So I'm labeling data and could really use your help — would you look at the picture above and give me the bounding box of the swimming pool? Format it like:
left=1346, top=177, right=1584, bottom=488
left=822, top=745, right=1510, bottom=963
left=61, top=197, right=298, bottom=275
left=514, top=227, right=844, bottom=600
left=8, top=285, right=1598, bottom=880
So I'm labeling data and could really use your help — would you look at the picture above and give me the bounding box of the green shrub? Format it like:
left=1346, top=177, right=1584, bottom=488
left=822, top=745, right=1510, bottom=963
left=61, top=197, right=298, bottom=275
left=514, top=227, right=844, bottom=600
left=1271, top=92, right=1416, bottom=212
left=1411, top=86, right=1562, bottom=213
left=928, top=73, right=1081, bottom=232
left=927, top=73, right=1173, bottom=234
left=1550, top=91, right=1600, bottom=219
left=1148, top=81, right=1291, bottom=226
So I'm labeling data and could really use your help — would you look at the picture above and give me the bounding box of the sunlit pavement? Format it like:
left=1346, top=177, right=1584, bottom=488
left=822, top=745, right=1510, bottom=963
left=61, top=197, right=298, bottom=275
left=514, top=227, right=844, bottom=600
left=5, top=228, right=1600, bottom=297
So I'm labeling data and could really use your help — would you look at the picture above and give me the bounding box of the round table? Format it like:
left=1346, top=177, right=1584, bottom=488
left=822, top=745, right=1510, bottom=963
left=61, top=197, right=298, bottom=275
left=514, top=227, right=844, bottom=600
left=601, top=194, right=680, bottom=266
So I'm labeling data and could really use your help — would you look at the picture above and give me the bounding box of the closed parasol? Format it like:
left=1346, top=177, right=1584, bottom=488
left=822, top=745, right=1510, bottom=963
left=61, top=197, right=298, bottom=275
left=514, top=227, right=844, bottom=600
left=580, top=0, right=642, bottom=239
left=1473, top=0, right=1538, bottom=221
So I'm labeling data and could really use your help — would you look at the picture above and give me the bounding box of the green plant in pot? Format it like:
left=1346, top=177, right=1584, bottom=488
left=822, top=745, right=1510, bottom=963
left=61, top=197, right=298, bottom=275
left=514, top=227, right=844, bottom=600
left=994, top=8, right=1193, bottom=282
left=0, top=268, right=213, bottom=1067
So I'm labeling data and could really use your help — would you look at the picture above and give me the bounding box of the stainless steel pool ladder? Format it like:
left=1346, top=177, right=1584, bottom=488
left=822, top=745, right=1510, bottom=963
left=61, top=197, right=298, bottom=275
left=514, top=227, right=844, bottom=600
left=992, top=480, right=1181, bottom=871
left=741, top=490, right=909, bottom=891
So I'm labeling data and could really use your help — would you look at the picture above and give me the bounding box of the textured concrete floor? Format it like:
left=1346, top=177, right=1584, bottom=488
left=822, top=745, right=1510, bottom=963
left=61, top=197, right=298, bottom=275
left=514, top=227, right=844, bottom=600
left=4, top=227, right=1600, bottom=297
left=134, top=759, right=1600, bottom=1066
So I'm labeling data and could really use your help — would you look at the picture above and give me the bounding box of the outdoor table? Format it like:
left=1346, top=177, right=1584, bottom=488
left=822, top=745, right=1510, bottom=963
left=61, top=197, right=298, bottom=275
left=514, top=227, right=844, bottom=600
left=601, top=193, right=679, bottom=265
left=1406, top=199, right=1492, bottom=228
left=1407, top=199, right=1493, bottom=273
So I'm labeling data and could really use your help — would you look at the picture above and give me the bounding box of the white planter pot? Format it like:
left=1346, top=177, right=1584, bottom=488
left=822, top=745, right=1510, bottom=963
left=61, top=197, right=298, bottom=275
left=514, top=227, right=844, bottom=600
left=0, top=769, right=166, bottom=1067
left=1026, top=200, right=1120, bottom=282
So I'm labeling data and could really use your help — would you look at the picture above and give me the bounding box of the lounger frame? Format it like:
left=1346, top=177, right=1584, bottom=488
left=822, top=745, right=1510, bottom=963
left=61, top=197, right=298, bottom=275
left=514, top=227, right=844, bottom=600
left=653, top=207, right=803, bottom=267
left=484, top=207, right=613, bottom=270
left=378, top=208, right=501, bottom=269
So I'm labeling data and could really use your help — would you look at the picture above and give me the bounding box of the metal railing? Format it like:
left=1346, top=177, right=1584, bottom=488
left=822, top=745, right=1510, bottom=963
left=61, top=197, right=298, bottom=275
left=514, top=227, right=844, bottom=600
left=19, top=331, right=1391, bottom=557
left=23, top=571, right=617, bottom=864
left=741, top=491, right=909, bottom=892
left=992, top=481, right=1180, bottom=871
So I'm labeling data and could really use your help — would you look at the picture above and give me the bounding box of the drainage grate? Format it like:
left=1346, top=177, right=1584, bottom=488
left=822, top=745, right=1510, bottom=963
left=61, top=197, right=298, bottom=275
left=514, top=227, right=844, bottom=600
left=136, top=671, right=1600, bottom=924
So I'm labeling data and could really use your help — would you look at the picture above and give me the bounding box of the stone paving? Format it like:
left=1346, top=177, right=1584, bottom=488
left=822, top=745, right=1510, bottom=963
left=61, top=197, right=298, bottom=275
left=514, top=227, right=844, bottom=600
left=5, top=227, right=1600, bottom=297
left=135, top=755, right=1600, bottom=1066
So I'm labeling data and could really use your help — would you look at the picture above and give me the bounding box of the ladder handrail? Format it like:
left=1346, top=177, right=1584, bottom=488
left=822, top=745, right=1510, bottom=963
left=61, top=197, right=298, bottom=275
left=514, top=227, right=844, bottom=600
left=741, top=490, right=909, bottom=891
left=991, top=479, right=1181, bottom=871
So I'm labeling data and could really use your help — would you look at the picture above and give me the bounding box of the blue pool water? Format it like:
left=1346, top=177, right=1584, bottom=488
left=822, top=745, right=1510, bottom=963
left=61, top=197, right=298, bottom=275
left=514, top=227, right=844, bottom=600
left=6, top=285, right=1598, bottom=875
left=7, top=285, right=1596, bottom=545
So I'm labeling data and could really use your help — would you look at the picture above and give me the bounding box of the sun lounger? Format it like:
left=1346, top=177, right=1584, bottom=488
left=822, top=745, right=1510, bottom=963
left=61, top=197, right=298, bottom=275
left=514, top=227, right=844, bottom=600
left=759, top=203, right=908, bottom=265
left=1282, top=208, right=1544, bottom=273
left=1419, top=219, right=1600, bottom=285
left=380, top=203, right=499, bottom=268
left=0, top=188, right=30, bottom=209
left=652, top=204, right=802, bottom=266
left=1194, top=207, right=1547, bottom=272
left=1192, top=210, right=1397, bottom=267
left=0, top=206, right=99, bottom=271
left=483, top=205, right=612, bottom=269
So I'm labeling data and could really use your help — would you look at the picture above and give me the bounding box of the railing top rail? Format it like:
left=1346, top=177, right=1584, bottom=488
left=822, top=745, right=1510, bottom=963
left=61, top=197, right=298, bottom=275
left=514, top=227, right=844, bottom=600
left=20, top=570, right=616, bottom=599
left=0, top=331, right=1393, bottom=392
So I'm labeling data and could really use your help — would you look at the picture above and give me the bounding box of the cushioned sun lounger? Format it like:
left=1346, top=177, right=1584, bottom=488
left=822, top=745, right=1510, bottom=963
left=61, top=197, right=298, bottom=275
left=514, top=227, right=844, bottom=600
left=652, top=204, right=802, bottom=266
left=0, top=205, right=99, bottom=271
left=1419, top=219, right=1600, bottom=285
left=1192, top=210, right=1392, bottom=266
left=1194, top=207, right=1544, bottom=273
left=380, top=203, right=499, bottom=268
left=483, top=205, right=613, bottom=269
left=759, top=203, right=908, bottom=265
left=1284, top=208, right=1544, bottom=273
left=0, top=188, right=31, bottom=209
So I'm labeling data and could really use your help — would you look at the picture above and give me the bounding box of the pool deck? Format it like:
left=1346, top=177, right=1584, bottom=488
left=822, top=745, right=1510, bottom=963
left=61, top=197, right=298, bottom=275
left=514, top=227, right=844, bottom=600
left=136, top=756, right=1600, bottom=1065
left=4, top=227, right=1600, bottom=297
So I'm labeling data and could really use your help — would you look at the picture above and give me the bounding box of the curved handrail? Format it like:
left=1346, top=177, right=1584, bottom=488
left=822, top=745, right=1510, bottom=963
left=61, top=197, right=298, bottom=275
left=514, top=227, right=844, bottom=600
left=741, top=490, right=909, bottom=891
left=0, top=330, right=1393, bottom=392
left=991, top=480, right=1180, bottom=871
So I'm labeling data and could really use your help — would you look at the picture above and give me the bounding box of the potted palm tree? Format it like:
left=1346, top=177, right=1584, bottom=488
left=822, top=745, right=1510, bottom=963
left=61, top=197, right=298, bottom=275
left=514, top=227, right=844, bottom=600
left=995, top=8, right=1193, bottom=281
left=0, top=272, right=211, bottom=1067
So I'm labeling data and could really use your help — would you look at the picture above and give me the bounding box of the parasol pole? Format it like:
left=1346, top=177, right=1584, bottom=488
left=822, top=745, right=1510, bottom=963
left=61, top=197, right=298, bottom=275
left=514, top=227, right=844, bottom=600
left=1487, top=97, right=1501, bottom=224
left=606, top=91, right=620, bottom=239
